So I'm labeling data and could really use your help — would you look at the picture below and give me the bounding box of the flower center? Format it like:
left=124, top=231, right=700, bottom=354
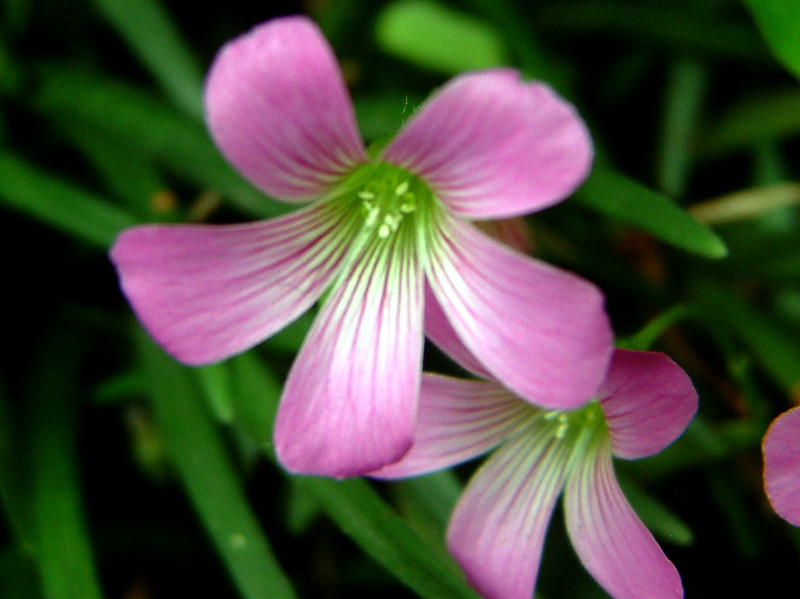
left=358, top=176, right=419, bottom=239
left=333, top=162, right=438, bottom=243
left=541, top=401, right=607, bottom=445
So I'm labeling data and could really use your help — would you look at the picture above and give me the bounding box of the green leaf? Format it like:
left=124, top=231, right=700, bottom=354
left=28, top=329, right=103, bottom=599
left=693, top=281, right=800, bottom=394
left=58, top=122, right=167, bottom=218
left=213, top=351, right=478, bottom=598
left=0, top=151, right=137, bottom=248
left=698, top=88, right=800, bottom=158
left=744, top=0, right=800, bottom=80
left=617, top=305, right=692, bottom=351
left=656, top=60, right=707, bottom=197
left=92, top=0, right=204, bottom=117
left=34, top=67, right=282, bottom=218
left=296, top=476, right=482, bottom=599
left=196, top=362, right=235, bottom=424
left=576, top=165, right=728, bottom=258
left=138, top=334, right=297, bottom=599
left=227, top=353, right=283, bottom=447
left=375, top=0, right=508, bottom=74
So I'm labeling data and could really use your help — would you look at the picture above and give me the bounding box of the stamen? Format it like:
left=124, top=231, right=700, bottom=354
left=554, top=413, right=569, bottom=439
left=394, top=180, right=410, bottom=196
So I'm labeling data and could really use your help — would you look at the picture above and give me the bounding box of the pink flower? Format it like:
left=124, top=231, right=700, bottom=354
left=372, top=349, right=698, bottom=599
left=109, top=16, right=612, bottom=477
left=763, top=406, right=800, bottom=526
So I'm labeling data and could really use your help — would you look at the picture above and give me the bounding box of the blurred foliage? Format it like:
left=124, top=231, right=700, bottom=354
left=1, top=0, right=800, bottom=597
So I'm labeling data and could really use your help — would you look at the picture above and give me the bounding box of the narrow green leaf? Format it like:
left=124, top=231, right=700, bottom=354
left=698, top=88, right=800, bottom=158
left=375, top=0, right=508, bottom=74
left=536, top=1, right=770, bottom=64
left=297, top=476, right=482, bottom=599
left=59, top=122, right=166, bottom=217
left=29, top=330, right=103, bottom=599
left=35, top=67, right=281, bottom=218
left=0, top=546, right=40, bottom=599
left=576, top=165, right=728, bottom=258
left=461, top=0, right=558, bottom=84
left=0, top=151, right=137, bottom=248
left=656, top=60, right=707, bottom=197
left=227, top=353, right=283, bottom=447
left=618, top=305, right=692, bottom=351
left=219, top=353, right=479, bottom=598
left=196, top=363, right=235, bottom=424
left=138, top=334, right=296, bottom=599
left=92, top=0, right=204, bottom=117
left=693, top=281, right=800, bottom=394
left=744, top=0, right=800, bottom=80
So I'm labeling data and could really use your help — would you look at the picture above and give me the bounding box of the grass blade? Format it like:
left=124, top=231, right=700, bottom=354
left=29, top=329, right=103, bottom=599
left=0, top=151, right=137, bottom=248
left=92, top=0, right=204, bottom=117
left=138, top=334, right=297, bottom=599
left=576, top=165, right=728, bottom=258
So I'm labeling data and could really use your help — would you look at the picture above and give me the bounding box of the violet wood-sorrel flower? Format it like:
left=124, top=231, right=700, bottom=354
left=763, top=406, right=800, bottom=526
left=109, top=16, right=613, bottom=477
left=372, top=349, right=698, bottom=599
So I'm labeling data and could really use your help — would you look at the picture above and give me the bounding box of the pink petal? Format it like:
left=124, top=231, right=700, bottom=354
left=599, top=349, right=698, bottom=460
left=426, top=216, right=613, bottom=409
left=274, top=237, right=424, bottom=477
left=382, top=69, right=592, bottom=220
left=371, top=374, right=531, bottom=479
left=204, top=16, right=367, bottom=201
left=109, top=203, right=353, bottom=364
left=447, top=428, right=569, bottom=599
left=564, top=442, right=683, bottom=599
left=763, top=406, right=800, bottom=526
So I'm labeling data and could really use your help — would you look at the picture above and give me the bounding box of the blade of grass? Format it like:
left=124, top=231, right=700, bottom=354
left=744, top=0, right=800, bottom=80
left=34, top=66, right=281, bottom=218
left=0, top=151, right=137, bottom=248
left=296, top=476, right=482, bottom=599
left=656, top=60, right=707, bottom=197
left=219, top=352, right=481, bottom=598
left=92, top=0, right=204, bottom=118
left=375, top=0, right=508, bottom=74
left=535, top=1, right=770, bottom=64
left=693, top=281, right=800, bottom=395
left=576, top=165, right=728, bottom=258
left=697, top=88, right=800, bottom=159
left=28, top=327, right=103, bottom=599
left=58, top=122, right=167, bottom=218
left=138, top=333, right=297, bottom=599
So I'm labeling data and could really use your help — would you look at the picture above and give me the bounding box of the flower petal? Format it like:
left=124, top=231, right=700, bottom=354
left=109, top=203, right=354, bottom=364
left=274, top=236, right=424, bottom=477
left=383, top=69, right=592, bottom=220
left=446, top=427, right=570, bottom=599
left=371, top=374, right=531, bottom=479
left=599, top=349, right=698, bottom=460
left=204, top=16, right=367, bottom=201
left=426, top=217, right=613, bottom=409
left=763, top=406, right=800, bottom=526
left=564, top=441, right=683, bottom=599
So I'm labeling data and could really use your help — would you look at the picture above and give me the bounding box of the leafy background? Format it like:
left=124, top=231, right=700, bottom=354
left=1, top=0, right=800, bottom=597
